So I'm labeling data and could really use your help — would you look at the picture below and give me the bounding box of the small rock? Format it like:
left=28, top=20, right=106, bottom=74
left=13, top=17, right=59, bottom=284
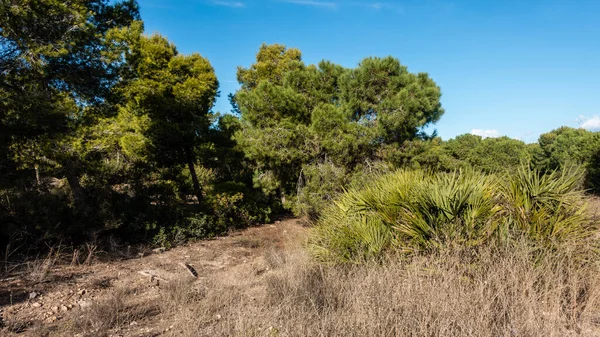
left=152, top=247, right=166, bottom=254
left=130, top=321, right=138, bottom=326
left=61, top=305, right=68, bottom=312
left=29, top=291, right=38, bottom=299
left=32, top=302, right=42, bottom=308
left=269, top=225, right=276, bottom=228
left=77, top=289, right=86, bottom=296
left=215, top=314, right=222, bottom=320
left=77, top=300, right=92, bottom=309
left=51, top=306, right=59, bottom=312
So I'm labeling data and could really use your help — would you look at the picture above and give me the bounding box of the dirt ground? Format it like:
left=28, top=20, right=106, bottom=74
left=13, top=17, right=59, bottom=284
left=0, top=218, right=308, bottom=336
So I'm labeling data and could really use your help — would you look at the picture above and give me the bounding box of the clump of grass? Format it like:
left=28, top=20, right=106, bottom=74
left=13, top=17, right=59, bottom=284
left=158, top=280, right=246, bottom=337
left=264, top=248, right=287, bottom=269
left=310, top=165, right=598, bottom=263
left=266, top=263, right=338, bottom=314
left=68, top=288, right=158, bottom=336
left=25, top=246, right=62, bottom=283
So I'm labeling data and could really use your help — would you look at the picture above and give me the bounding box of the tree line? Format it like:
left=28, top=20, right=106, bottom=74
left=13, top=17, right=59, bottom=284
left=1, top=0, right=599, bottom=251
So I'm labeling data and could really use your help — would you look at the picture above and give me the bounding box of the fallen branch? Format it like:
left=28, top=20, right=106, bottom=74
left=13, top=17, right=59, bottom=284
left=178, top=263, right=198, bottom=278
left=138, top=270, right=169, bottom=284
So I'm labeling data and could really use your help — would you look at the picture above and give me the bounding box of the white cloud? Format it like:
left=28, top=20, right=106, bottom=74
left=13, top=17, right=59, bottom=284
left=276, top=1, right=403, bottom=11
left=470, top=129, right=502, bottom=139
left=355, top=2, right=403, bottom=12
left=212, top=1, right=245, bottom=7
left=578, top=115, right=600, bottom=131
left=279, top=0, right=337, bottom=8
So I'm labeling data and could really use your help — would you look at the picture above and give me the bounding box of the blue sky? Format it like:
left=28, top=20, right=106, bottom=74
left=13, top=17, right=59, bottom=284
left=138, top=0, right=600, bottom=143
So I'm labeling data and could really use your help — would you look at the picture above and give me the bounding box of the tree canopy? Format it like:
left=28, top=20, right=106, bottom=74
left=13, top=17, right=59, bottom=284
left=233, top=44, right=444, bottom=214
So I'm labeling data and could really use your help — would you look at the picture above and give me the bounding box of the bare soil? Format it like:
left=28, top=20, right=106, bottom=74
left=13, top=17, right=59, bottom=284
left=0, top=218, right=308, bottom=336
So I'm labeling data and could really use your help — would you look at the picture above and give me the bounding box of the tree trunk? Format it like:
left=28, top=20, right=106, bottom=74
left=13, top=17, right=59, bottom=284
left=34, top=164, right=40, bottom=186
left=65, top=170, right=86, bottom=211
left=185, top=148, right=203, bottom=204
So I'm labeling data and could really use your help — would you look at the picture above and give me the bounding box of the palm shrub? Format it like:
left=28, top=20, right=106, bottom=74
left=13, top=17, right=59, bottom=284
left=309, top=169, right=503, bottom=262
left=393, top=169, right=503, bottom=252
left=500, top=165, right=594, bottom=245
left=309, top=170, right=423, bottom=263
left=310, top=166, right=598, bottom=263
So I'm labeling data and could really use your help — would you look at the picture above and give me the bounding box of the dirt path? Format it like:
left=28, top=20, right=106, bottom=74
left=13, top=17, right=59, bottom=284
left=1, top=218, right=308, bottom=336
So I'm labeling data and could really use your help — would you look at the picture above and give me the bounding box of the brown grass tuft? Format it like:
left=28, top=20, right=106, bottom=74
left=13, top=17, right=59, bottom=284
left=68, top=288, right=159, bottom=337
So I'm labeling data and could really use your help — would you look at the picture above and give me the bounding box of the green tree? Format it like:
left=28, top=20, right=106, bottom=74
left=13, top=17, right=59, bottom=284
left=534, top=127, right=600, bottom=169
left=118, top=34, right=219, bottom=204
left=233, top=43, right=444, bottom=215
left=443, top=135, right=530, bottom=173
left=340, top=56, right=444, bottom=144
left=469, top=136, right=531, bottom=173
left=0, top=0, right=141, bottom=237
left=533, top=127, right=600, bottom=192
left=396, top=134, right=531, bottom=174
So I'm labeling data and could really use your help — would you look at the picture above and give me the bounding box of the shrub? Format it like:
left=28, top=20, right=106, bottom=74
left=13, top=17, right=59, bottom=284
left=310, top=166, right=598, bottom=263
left=501, top=165, right=594, bottom=245
left=294, top=161, right=348, bottom=219
left=294, top=160, right=393, bottom=220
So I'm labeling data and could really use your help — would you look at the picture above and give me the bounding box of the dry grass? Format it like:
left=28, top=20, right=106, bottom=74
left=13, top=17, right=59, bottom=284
left=154, top=243, right=600, bottom=337
left=24, top=247, right=62, bottom=283
left=2, top=287, right=159, bottom=337
left=65, top=288, right=159, bottom=337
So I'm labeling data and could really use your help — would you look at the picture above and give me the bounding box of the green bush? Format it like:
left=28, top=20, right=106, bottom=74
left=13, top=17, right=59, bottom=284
left=501, top=165, right=593, bottom=244
left=309, top=166, right=597, bottom=263
left=294, top=160, right=393, bottom=220
left=294, top=161, right=349, bottom=219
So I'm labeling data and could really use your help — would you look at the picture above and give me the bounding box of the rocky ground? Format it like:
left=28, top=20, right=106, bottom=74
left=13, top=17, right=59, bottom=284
left=0, top=218, right=308, bottom=336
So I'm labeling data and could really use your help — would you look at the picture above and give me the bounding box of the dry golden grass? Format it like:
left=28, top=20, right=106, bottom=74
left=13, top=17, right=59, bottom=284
left=154, top=243, right=600, bottom=337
